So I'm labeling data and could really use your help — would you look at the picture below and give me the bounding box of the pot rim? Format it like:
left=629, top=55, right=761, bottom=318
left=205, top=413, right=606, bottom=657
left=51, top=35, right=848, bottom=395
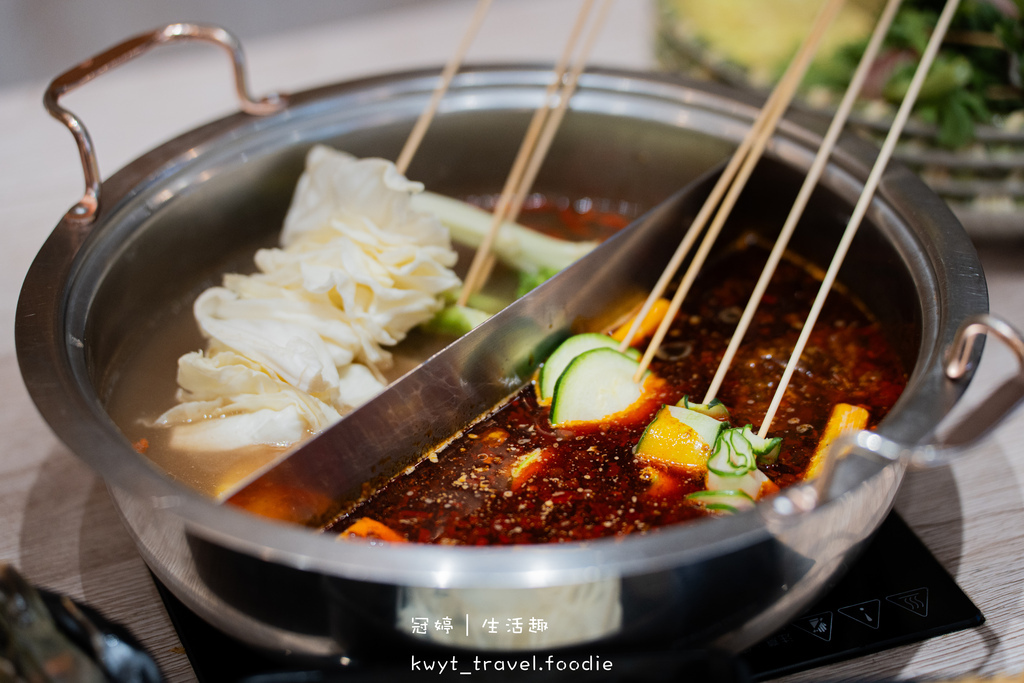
left=15, top=65, right=987, bottom=589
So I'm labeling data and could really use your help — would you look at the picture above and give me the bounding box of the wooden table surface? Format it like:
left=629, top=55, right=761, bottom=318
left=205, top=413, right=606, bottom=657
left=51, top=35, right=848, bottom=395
left=2, top=2, right=1022, bottom=681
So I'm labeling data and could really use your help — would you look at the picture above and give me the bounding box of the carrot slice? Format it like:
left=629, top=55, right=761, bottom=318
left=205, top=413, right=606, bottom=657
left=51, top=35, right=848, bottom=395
left=510, top=448, right=547, bottom=490
left=806, top=403, right=869, bottom=480
left=340, top=517, right=407, bottom=543
left=611, top=298, right=671, bottom=345
left=759, top=478, right=781, bottom=499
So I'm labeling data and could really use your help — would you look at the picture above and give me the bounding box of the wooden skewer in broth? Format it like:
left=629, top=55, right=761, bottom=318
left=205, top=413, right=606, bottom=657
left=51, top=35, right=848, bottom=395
left=474, top=0, right=617, bottom=287
left=758, top=0, right=964, bottom=438
left=455, top=0, right=599, bottom=304
left=701, top=0, right=905, bottom=407
left=469, top=0, right=617, bottom=292
left=397, top=0, right=603, bottom=296
left=618, top=0, right=847, bottom=375
left=457, top=0, right=614, bottom=305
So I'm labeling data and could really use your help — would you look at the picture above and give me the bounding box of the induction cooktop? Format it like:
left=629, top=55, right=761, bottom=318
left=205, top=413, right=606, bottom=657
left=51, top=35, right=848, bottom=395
left=155, top=512, right=982, bottom=682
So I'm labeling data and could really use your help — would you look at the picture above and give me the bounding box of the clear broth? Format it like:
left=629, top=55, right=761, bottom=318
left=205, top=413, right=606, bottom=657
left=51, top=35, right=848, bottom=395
left=104, top=196, right=625, bottom=498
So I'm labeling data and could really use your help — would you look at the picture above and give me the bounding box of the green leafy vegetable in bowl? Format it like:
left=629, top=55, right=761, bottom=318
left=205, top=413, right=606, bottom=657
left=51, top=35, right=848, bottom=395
left=804, top=0, right=1024, bottom=148
left=655, top=0, right=1024, bottom=232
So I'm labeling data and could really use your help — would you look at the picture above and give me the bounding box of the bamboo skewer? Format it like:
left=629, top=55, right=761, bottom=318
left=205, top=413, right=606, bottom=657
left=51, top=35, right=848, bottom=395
left=457, top=0, right=596, bottom=306
left=486, top=0, right=616, bottom=270
left=458, top=0, right=613, bottom=306
left=614, top=92, right=784, bottom=355
left=464, top=0, right=602, bottom=293
left=701, top=0, right=905, bottom=406
left=758, top=0, right=963, bottom=438
left=628, top=0, right=847, bottom=382
left=394, top=0, right=493, bottom=176
left=473, top=0, right=615, bottom=289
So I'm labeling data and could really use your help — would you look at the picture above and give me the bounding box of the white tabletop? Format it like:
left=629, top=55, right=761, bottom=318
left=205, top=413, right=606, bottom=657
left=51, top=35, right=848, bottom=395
left=1, top=2, right=1022, bottom=680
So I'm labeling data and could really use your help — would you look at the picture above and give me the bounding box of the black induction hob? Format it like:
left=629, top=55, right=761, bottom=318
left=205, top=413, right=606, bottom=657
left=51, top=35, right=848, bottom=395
left=155, top=513, right=982, bottom=682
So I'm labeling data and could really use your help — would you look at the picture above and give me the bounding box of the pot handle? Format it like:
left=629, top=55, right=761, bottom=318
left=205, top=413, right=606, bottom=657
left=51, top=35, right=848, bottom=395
left=43, top=23, right=287, bottom=224
left=772, top=313, right=1024, bottom=516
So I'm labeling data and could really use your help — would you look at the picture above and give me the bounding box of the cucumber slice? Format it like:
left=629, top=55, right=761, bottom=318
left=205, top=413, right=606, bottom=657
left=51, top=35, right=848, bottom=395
left=677, top=396, right=730, bottom=421
left=686, top=489, right=755, bottom=513
left=538, top=333, right=639, bottom=401
left=706, top=468, right=768, bottom=499
left=707, top=427, right=757, bottom=476
left=550, top=348, right=649, bottom=425
left=740, top=424, right=783, bottom=465
left=664, top=405, right=725, bottom=448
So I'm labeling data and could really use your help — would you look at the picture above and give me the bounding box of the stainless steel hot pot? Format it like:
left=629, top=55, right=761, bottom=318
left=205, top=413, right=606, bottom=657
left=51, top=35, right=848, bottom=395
left=17, top=24, right=1024, bottom=665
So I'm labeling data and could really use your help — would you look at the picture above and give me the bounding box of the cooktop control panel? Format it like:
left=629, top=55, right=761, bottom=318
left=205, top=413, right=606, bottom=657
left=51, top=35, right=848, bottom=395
left=742, top=513, right=983, bottom=679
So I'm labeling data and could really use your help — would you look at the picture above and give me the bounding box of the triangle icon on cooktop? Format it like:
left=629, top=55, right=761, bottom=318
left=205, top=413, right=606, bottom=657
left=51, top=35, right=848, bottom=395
left=793, top=611, right=833, bottom=642
left=887, top=587, right=929, bottom=617
left=839, top=599, right=881, bottom=629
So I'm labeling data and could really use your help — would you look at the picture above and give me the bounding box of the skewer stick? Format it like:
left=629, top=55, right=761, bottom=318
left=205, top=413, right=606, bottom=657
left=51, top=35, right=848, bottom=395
left=618, top=0, right=845, bottom=355
left=758, top=0, right=963, bottom=438
left=394, top=0, right=493, bottom=176
left=505, top=1, right=614, bottom=227
left=472, top=0, right=612, bottom=294
left=615, top=95, right=783, bottom=354
left=630, top=0, right=846, bottom=381
left=702, top=0, right=905, bottom=405
left=457, top=0, right=595, bottom=305
left=459, top=0, right=611, bottom=304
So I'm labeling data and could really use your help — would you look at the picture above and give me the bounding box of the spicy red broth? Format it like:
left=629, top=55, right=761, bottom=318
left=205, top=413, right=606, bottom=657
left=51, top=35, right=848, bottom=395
left=319, top=244, right=907, bottom=544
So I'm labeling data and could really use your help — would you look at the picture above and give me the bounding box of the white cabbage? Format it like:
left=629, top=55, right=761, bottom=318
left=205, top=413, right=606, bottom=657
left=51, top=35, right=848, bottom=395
left=155, top=146, right=461, bottom=451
